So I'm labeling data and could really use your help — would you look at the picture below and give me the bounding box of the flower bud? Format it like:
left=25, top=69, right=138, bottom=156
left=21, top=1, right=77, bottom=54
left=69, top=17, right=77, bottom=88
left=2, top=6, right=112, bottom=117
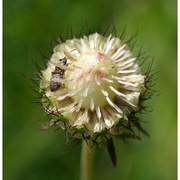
left=39, top=32, right=150, bottom=143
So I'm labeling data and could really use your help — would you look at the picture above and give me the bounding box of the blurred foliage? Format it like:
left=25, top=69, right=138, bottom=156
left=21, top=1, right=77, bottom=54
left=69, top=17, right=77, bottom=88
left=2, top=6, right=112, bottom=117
left=3, top=0, right=176, bottom=179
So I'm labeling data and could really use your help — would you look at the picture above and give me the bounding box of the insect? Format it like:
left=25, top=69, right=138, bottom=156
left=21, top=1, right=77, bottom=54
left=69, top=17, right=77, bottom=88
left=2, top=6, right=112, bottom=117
left=50, top=57, right=67, bottom=92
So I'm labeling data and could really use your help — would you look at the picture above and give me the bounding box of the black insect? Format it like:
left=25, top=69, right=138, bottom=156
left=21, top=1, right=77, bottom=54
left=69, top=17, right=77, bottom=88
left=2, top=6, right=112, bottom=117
left=50, top=57, right=67, bottom=92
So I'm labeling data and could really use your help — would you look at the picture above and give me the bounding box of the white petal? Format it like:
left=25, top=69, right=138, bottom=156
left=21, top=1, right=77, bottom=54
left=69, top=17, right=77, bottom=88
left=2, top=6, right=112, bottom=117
left=96, top=106, right=101, bottom=119
left=106, top=96, right=123, bottom=114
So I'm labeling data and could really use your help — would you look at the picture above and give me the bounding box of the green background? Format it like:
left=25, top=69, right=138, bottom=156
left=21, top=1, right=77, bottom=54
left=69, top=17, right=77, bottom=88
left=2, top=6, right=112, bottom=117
left=4, top=0, right=177, bottom=179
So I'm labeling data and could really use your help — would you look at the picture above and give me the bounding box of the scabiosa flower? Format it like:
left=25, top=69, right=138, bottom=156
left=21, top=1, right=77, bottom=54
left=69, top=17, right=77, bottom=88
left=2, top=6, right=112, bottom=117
left=32, top=28, right=156, bottom=171
left=39, top=32, right=150, bottom=146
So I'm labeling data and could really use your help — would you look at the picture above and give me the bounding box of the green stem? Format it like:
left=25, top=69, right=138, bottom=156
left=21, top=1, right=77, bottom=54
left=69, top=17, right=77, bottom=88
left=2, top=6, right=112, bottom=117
left=80, top=140, right=94, bottom=180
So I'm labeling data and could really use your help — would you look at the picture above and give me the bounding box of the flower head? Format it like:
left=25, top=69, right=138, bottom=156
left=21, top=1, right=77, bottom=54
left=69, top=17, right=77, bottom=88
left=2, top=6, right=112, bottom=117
left=39, top=32, right=150, bottom=143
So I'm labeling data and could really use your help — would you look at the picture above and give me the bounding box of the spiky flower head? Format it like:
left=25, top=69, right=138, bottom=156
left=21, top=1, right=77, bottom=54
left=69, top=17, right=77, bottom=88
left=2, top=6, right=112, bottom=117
left=39, top=32, right=150, bottom=144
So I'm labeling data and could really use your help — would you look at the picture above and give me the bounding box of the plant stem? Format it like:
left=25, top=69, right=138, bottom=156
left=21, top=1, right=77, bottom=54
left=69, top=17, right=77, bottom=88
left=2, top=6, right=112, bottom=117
left=80, top=140, right=94, bottom=180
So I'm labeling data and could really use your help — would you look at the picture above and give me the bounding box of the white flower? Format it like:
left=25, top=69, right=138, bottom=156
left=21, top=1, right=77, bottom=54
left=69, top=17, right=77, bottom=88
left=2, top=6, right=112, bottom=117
left=40, top=33, right=146, bottom=140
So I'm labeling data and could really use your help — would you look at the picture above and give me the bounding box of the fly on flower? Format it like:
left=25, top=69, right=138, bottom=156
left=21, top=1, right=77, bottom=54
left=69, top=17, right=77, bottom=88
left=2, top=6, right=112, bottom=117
left=50, top=57, right=68, bottom=92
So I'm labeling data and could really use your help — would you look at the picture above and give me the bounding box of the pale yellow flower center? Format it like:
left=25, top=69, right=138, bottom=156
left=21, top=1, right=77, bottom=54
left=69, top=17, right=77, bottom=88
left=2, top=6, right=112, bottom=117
left=65, top=52, right=119, bottom=110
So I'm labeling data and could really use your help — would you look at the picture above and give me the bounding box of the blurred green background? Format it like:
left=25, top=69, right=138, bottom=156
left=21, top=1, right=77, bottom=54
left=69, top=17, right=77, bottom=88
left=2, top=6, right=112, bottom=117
left=4, top=0, right=177, bottom=179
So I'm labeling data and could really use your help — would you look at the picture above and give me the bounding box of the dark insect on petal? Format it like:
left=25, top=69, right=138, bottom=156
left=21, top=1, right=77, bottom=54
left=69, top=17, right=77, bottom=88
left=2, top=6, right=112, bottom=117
left=50, top=80, right=61, bottom=92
